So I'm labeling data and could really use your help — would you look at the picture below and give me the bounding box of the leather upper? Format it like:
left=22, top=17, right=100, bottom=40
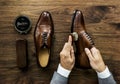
left=34, top=11, right=53, bottom=50
left=71, top=10, right=94, bottom=69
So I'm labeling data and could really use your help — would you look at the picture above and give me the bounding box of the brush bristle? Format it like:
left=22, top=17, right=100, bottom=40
left=71, top=32, right=78, bottom=41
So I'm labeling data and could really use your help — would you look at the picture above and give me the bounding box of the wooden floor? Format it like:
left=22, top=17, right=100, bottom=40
left=0, top=0, right=120, bottom=84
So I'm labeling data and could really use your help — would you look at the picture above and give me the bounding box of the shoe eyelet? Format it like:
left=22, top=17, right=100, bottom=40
left=83, top=32, right=94, bottom=45
left=42, top=32, right=48, bottom=45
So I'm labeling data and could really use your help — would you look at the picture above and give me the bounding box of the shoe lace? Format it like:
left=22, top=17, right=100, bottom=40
left=41, top=32, right=48, bottom=47
left=83, top=32, right=94, bottom=45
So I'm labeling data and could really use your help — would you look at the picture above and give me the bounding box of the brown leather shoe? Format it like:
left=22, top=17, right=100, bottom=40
left=34, top=11, right=54, bottom=68
left=71, top=10, right=94, bottom=69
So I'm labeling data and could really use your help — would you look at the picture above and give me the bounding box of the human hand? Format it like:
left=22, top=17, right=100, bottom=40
left=60, top=35, right=75, bottom=70
left=85, top=47, right=106, bottom=72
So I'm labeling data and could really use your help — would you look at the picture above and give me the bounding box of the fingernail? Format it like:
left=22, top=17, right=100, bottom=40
left=85, top=48, right=88, bottom=51
left=91, top=47, right=96, bottom=51
left=69, top=35, right=72, bottom=40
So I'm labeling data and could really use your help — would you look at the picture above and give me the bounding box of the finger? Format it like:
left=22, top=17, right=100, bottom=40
left=85, top=48, right=94, bottom=61
left=93, top=47, right=102, bottom=59
left=62, top=43, right=68, bottom=50
left=62, top=35, right=72, bottom=50
left=60, top=51, right=64, bottom=58
left=63, top=43, right=72, bottom=52
left=91, top=47, right=99, bottom=59
left=70, top=46, right=75, bottom=60
left=68, top=35, right=72, bottom=45
left=62, top=43, right=67, bottom=49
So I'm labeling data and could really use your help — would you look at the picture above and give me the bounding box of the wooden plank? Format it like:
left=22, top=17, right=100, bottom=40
left=0, top=0, right=120, bottom=6
left=0, top=0, right=120, bottom=83
left=0, top=6, right=120, bottom=33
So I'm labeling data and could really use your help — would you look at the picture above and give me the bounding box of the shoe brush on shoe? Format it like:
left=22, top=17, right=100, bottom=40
left=71, top=32, right=78, bottom=41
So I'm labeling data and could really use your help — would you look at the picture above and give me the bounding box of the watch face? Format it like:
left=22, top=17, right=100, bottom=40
left=15, top=16, right=31, bottom=34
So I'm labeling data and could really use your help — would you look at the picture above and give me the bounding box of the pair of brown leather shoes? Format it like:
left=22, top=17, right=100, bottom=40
left=71, top=10, right=94, bottom=69
left=34, top=10, right=94, bottom=69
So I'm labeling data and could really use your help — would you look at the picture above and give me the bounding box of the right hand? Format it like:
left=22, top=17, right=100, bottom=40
left=60, top=35, right=75, bottom=70
left=85, top=47, right=106, bottom=72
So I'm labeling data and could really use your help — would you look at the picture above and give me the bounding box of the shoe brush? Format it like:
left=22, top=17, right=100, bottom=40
left=71, top=32, right=78, bottom=41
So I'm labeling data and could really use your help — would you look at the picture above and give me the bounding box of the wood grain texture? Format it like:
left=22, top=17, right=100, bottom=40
left=0, top=0, right=120, bottom=84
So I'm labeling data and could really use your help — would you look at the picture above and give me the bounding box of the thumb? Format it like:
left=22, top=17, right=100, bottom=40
left=85, top=48, right=94, bottom=61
